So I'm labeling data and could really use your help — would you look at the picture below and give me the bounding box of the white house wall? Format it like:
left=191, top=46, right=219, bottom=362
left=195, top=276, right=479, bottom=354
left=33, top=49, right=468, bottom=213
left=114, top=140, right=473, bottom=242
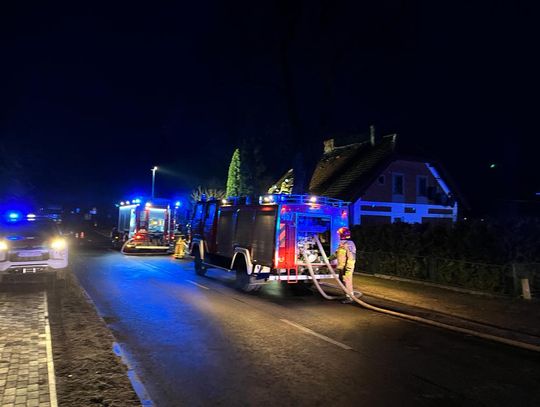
left=352, top=199, right=458, bottom=224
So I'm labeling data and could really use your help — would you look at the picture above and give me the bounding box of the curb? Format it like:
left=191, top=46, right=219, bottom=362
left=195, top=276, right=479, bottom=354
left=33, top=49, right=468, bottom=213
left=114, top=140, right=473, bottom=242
left=44, top=292, right=59, bottom=407
left=354, top=272, right=506, bottom=298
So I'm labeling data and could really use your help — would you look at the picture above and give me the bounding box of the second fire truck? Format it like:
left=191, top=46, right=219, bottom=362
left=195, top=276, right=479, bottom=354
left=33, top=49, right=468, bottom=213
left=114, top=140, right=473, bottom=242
left=190, top=194, right=349, bottom=291
left=115, top=198, right=180, bottom=254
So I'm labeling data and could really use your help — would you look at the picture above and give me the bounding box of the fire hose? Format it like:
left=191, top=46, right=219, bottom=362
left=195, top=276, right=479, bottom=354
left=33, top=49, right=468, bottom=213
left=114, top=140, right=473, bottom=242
left=120, top=238, right=134, bottom=255
left=302, top=236, right=540, bottom=353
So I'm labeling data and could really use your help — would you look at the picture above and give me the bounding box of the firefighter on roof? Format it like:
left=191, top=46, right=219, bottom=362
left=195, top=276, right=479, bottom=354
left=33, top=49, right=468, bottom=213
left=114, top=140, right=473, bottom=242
left=334, top=227, right=356, bottom=304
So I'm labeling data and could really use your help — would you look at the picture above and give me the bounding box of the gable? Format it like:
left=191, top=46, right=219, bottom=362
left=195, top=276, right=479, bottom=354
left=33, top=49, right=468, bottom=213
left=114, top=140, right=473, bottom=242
left=309, top=134, right=397, bottom=201
left=361, top=159, right=456, bottom=206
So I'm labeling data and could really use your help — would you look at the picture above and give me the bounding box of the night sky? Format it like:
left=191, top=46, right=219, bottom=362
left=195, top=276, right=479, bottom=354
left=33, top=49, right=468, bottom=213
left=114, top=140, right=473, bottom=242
left=1, top=1, right=538, bottom=213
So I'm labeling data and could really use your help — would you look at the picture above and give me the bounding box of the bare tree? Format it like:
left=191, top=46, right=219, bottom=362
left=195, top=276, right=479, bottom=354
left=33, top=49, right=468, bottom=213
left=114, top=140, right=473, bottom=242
left=190, top=186, right=226, bottom=204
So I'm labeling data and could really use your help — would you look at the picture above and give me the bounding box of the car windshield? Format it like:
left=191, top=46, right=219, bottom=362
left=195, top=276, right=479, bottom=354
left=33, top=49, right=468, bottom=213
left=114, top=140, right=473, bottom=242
left=0, top=220, right=59, bottom=239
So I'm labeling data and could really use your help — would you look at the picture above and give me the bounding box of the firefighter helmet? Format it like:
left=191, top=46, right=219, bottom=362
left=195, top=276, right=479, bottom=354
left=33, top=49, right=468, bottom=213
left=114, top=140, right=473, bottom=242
left=337, top=227, right=351, bottom=239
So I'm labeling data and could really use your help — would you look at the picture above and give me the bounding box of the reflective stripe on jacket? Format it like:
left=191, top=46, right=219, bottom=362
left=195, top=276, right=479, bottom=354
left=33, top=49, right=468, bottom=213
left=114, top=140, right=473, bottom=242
left=336, top=239, right=356, bottom=275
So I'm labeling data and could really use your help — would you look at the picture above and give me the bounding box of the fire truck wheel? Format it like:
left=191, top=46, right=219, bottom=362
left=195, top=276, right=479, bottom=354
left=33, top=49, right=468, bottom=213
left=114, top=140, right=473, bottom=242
left=234, top=262, right=260, bottom=293
left=194, top=250, right=207, bottom=276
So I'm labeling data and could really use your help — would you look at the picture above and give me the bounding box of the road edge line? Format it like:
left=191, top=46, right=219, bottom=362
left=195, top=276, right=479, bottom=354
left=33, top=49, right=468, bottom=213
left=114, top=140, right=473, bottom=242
left=354, top=272, right=505, bottom=298
left=44, top=291, right=59, bottom=407
left=113, top=342, right=154, bottom=406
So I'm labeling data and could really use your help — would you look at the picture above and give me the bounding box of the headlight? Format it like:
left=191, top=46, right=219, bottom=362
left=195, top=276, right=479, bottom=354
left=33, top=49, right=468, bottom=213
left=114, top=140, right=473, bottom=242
left=0, top=240, right=7, bottom=251
left=51, top=238, right=67, bottom=250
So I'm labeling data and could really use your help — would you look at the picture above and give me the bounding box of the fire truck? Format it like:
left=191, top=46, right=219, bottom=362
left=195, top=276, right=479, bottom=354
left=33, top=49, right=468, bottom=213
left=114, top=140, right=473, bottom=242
left=116, top=198, right=180, bottom=254
left=190, top=194, right=349, bottom=291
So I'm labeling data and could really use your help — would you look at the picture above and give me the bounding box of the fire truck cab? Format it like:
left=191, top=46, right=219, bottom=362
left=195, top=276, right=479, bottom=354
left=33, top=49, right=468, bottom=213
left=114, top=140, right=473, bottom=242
left=190, top=194, right=349, bottom=292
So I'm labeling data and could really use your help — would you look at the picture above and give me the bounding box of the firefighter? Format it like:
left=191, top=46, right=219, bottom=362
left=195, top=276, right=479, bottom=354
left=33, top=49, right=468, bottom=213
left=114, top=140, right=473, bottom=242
left=174, top=234, right=188, bottom=259
left=333, top=227, right=356, bottom=304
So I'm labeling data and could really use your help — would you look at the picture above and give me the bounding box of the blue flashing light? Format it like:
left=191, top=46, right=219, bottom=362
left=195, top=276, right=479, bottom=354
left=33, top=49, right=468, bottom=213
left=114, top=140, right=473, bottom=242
left=7, top=211, right=21, bottom=221
left=175, top=201, right=182, bottom=207
left=7, top=235, right=23, bottom=241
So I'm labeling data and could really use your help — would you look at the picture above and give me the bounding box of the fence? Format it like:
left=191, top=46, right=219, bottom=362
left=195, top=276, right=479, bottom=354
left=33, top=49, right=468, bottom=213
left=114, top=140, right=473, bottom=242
left=356, top=251, right=540, bottom=297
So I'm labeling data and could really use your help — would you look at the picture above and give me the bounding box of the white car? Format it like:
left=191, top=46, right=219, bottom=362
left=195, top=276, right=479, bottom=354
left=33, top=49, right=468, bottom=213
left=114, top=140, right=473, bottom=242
left=0, top=216, right=68, bottom=281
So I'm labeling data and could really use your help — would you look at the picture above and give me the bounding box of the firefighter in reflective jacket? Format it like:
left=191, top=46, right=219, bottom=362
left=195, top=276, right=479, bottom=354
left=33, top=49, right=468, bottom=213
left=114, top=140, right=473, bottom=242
left=174, top=235, right=188, bottom=259
left=334, top=227, right=356, bottom=303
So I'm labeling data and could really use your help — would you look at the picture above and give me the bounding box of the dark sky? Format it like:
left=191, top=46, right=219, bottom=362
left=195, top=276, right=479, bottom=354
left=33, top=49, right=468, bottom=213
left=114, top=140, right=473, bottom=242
left=1, top=1, right=538, bottom=212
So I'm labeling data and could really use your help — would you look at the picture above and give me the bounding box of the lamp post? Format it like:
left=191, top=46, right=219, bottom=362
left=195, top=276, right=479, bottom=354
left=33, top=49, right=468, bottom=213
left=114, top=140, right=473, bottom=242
left=151, top=166, right=158, bottom=198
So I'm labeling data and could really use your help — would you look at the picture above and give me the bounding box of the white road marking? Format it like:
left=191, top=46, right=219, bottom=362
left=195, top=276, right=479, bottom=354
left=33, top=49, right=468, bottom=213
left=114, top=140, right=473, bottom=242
left=141, top=263, right=161, bottom=271
left=280, top=319, right=353, bottom=351
left=44, top=291, right=59, bottom=407
left=187, top=280, right=210, bottom=290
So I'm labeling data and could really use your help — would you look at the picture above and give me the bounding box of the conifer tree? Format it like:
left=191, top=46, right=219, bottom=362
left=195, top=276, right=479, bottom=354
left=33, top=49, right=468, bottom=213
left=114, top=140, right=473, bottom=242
left=226, top=148, right=241, bottom=197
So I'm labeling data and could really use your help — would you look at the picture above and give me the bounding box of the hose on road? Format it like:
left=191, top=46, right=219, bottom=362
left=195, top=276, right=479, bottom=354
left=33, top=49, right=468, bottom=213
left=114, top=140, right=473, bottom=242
left=120, top=239, right=133, bottom=255
left=303, top=236, right=540, bottom=353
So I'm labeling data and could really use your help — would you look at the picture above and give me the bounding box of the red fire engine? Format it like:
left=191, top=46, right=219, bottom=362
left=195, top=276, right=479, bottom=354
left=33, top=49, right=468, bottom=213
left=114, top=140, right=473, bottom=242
left=190, top=194, right=349, bottom=291
left=116, top=198, right=179, bottom=254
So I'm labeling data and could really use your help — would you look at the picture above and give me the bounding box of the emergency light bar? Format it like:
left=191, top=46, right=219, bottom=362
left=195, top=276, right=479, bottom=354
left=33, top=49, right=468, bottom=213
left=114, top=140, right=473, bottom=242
left=118, top=198, right=143, bottom=206
left=258, top=194, right=349, bottom=208
left=2, top=211, right=43, bottom=222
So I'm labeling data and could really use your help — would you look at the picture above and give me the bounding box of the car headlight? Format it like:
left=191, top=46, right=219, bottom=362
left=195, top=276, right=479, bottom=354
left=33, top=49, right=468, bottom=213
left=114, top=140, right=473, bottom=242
left=51, top=238, right=67, bottom=250
left=0, top=240, right=7, bottom=251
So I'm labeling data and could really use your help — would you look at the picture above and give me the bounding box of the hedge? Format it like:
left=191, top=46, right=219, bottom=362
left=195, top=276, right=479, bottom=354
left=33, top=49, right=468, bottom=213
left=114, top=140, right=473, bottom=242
left=351, top=218, right=540, bottom=294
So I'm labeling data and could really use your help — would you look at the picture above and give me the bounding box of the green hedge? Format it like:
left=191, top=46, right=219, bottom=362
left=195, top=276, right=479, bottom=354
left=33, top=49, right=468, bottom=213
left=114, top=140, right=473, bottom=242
left=351, top=218, right=540, bottom=294
left=352, top=218, right=540, bottom=264
left=356, top=251, right=508, bottom=293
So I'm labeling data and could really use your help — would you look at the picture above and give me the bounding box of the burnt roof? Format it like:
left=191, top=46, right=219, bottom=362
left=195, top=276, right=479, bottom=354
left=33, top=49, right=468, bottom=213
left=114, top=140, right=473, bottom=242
left=309, top=134, right=397, bottom=201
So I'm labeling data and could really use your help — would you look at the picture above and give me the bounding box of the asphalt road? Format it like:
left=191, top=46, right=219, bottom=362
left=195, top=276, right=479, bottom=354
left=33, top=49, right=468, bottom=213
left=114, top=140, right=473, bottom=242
left=71, top=245, right=540, bottom=407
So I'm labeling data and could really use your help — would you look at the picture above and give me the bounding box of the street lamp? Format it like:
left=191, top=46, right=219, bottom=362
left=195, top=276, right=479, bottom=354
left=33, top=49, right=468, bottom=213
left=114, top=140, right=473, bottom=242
left=151, top=166, right=158, bottom=198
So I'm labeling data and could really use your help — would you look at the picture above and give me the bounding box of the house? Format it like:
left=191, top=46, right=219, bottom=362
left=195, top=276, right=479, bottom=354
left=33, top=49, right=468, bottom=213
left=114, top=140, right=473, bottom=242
left=270, top=129, right=460, bottom=225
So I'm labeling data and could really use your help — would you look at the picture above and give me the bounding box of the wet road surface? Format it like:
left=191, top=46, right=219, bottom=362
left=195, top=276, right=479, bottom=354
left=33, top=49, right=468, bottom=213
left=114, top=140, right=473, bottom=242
left=72, top=247, right=540, bottom=406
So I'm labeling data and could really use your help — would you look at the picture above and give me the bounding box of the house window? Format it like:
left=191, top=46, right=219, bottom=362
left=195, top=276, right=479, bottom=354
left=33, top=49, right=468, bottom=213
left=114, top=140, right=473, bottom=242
left=417, top=176, right=428, bottom=197
left=392, top=174, right=404, bottom=195
left=378, top=175, right=385, bottom=185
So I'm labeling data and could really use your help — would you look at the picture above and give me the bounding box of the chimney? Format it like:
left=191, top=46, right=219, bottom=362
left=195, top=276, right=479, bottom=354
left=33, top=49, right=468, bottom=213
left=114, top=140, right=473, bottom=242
left=323, top=138, right=335, bottom=154
left=369, top=125, right=376, bottom=146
